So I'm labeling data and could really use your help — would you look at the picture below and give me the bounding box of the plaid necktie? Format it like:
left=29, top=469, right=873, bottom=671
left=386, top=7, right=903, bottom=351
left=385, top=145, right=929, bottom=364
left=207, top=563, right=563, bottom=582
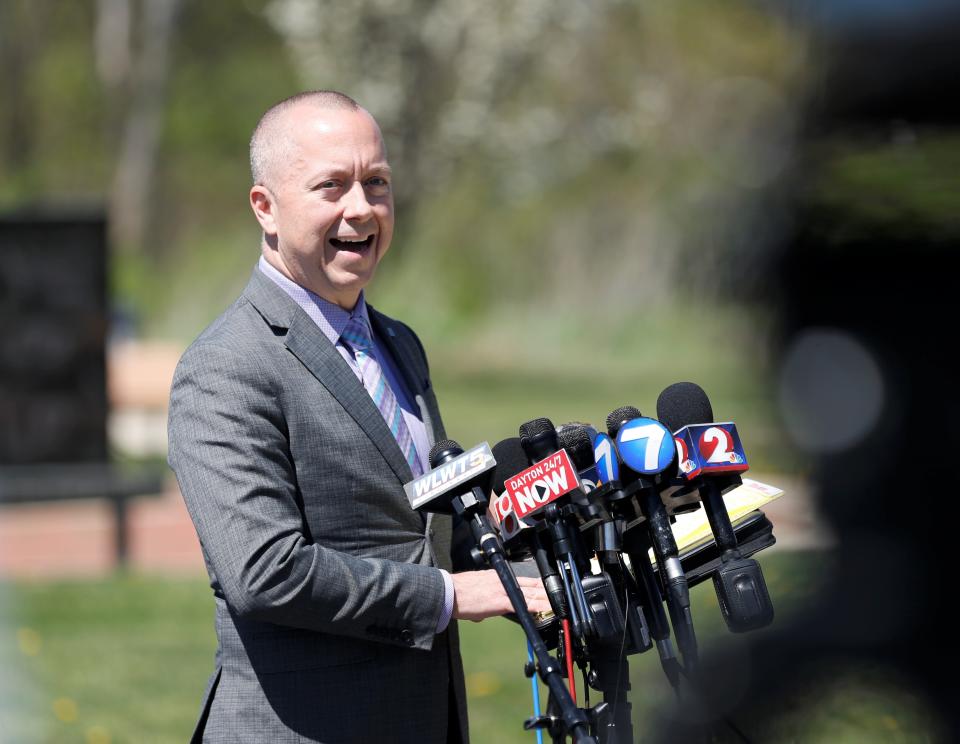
left=341, top=315, right=422, bottom=477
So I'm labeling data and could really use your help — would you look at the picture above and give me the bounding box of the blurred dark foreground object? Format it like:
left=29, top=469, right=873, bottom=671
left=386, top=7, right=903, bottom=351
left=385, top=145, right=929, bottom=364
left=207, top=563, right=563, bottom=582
left=651, top=3, right=960, bottom=741
left=0, top=211, right=164, bottom=568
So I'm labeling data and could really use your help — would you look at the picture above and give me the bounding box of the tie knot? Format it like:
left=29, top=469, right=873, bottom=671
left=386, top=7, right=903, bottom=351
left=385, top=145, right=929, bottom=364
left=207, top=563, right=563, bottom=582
left=341, top=315, right=373, bottom=352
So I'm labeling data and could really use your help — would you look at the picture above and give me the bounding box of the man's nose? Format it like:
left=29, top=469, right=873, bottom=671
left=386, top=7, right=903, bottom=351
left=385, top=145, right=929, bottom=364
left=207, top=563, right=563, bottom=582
left=341, top=181, right=374, bottom=221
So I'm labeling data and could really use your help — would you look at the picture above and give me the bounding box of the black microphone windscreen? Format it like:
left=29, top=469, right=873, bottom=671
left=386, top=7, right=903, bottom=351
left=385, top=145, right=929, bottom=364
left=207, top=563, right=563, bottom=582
left=519, top=417, right=555, bottom=441
left=557, top=424, right=594, bottom=471
left=491, top=437, right=530, bottom=493
left=657, top=382, right=714, bottom=432
left=429, top=439, right=463, bottom=467
left=606, top=406, right=642, bottom=438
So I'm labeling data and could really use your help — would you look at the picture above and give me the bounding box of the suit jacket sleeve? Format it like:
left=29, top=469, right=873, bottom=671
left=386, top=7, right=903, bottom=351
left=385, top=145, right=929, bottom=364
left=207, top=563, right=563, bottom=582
left=168, top=341, right=446, bottom=652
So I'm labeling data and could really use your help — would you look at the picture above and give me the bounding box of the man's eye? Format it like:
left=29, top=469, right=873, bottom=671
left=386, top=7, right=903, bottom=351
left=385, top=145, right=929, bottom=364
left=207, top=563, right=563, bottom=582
left=366, top=177, right=389, bottom=188
left=319, top=180, right=339, bottom=189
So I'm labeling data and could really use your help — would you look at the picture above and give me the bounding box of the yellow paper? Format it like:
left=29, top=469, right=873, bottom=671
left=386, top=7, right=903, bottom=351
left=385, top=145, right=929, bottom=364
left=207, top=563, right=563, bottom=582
left=669, top=477, right=784, bottom=554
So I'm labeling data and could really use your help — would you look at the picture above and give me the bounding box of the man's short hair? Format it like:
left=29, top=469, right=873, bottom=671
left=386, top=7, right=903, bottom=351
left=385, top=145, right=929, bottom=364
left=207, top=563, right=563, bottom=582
left=250, top=90, right=361, bottom=187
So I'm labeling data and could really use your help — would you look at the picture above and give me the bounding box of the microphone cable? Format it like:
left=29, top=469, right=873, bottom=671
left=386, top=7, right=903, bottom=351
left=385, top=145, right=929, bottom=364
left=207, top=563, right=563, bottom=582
left=526, top=640, right=545, bottom=744
left=562, top=618, right=577, bottom=704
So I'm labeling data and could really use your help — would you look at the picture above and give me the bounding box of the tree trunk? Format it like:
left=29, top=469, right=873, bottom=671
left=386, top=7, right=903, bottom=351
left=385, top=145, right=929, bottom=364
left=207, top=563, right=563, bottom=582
left=0, top=2, right=49, bottom=185
left=109, top=0, right=181, bottom=256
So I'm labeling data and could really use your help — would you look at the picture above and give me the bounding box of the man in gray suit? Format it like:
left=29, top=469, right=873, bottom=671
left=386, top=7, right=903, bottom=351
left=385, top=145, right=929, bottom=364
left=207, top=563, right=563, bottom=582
left=168, top=91, right=547, bottom=743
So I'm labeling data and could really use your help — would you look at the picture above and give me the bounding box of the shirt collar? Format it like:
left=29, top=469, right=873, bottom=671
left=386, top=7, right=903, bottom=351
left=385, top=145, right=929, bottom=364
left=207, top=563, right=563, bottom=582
left=257, top=255, right=371, bottom=347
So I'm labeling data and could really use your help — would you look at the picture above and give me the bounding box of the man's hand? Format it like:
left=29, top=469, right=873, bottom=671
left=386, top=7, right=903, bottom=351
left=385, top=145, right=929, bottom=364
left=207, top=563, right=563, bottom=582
left=451, top=570, right=551, bottom=622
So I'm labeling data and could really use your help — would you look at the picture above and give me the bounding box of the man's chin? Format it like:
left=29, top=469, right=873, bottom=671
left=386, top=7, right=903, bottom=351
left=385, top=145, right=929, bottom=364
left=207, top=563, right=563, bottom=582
left=332, top=253, right=379, bottom=281
left=320, top=271, right=375, bottom=309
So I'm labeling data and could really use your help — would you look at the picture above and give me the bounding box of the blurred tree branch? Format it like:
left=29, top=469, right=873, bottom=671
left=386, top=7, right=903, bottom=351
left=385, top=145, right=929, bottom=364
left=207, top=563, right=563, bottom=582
left=263, top=0, right=808, bottom=307
left=262, top=0, right=603, bottom=226
left=103, top=0, right=183, bottom=256
left=0, top=2, right=51, bottom=189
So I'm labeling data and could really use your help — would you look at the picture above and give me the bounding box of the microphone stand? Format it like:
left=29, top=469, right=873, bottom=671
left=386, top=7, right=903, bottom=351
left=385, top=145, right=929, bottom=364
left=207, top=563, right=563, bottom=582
left=594, top=480, right=684, bottom=693
left=629, top=479, right=699, bottom=674
left=590, top=638, right=632, bottom=744
left=450, top=486, right=597, bottom=744
left=586, top=536, right=636, bottom=744
left=552, top=501, right=641, bottom=744
left=543, top=504, right=595, bottom=640
left=621, top=527, right=684, bottom=692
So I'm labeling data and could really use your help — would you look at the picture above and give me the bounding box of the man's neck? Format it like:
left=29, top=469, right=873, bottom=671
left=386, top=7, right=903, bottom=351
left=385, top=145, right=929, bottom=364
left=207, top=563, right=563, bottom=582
left=260, top=248, right=360, bottom=311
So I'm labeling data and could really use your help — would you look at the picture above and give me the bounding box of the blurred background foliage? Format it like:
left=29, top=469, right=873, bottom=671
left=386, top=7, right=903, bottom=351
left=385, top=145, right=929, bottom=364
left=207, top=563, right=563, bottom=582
left=0, top=0, right=808, bottom=328
left=0, top=0, right=819, bottom=470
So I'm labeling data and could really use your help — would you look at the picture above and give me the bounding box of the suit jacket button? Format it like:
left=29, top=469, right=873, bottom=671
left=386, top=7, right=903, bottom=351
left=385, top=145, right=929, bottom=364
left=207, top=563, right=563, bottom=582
left=400, top=629, right=414, bottom=646
left=429, top=529, right=436, bottom=538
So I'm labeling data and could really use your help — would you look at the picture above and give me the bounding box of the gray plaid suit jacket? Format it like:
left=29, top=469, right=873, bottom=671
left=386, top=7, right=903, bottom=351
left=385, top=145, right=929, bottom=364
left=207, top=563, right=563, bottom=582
left=168, top=267, right=468, bottom=743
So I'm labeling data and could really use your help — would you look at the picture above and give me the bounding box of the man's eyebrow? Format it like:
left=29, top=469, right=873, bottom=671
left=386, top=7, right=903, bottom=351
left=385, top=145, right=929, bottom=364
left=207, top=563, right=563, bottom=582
left=306, top=163, right=392, bottom=181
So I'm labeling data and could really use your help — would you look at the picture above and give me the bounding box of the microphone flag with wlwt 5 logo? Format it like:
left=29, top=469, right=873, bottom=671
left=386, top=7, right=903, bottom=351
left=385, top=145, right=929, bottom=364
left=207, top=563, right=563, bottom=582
left=403, top=441, right=496, bottom=514
left=406, top=439, right=596, bottom=743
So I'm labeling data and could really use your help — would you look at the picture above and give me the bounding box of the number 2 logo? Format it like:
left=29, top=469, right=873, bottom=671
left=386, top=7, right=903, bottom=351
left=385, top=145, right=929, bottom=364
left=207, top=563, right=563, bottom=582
left=699, top=426, right=734, bottom=463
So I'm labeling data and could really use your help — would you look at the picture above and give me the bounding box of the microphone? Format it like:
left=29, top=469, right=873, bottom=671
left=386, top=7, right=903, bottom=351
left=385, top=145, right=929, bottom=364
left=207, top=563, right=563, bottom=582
left=557, top=423, right=600, bottom=488
left=490, top=437, right=539, bottom=547
left=416, top=440, right=595, bottom=743
left=559, top=426, right=644, bottom=742
left=558, top=423, right=618, bottom=552
left=404, top=440, right=496, bottom=515
left=556, top=424, right=607, bottom=531
left=520, top=417, right=562, bottom=461
left=560, top=423, right=655, bottom=658
left=490, top=437, right=570, bottom=623
left=517, top=418, right=595, bottom=640
left=607, top=405, right=699, bottom=672
left=516, top=419, right=587, bottom=511
left=657, top=382, right=774, bottom=633
left=590, top=423, right=682, bottom=685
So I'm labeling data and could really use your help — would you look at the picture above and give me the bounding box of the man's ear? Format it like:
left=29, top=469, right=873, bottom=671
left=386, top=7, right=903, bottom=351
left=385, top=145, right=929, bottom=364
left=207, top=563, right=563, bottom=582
left=250, top=184, right=277, bottom=235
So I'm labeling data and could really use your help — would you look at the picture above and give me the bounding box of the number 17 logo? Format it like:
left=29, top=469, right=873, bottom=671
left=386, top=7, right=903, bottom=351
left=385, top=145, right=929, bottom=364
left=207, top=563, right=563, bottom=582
left=593, top=433, right=619, bottom=484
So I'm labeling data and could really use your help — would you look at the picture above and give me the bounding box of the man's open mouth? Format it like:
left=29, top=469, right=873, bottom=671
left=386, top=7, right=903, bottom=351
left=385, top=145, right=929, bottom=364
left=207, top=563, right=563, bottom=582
left=330, top=235, right=374, bottom=250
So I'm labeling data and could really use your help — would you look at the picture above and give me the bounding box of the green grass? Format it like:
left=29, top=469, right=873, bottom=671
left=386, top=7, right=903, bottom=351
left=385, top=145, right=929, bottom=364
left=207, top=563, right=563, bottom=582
left=0, top=577, right=214, bottom=743
left=4, top=551, right=934, bottom=744
left=425, top=298, right=796, bottom=475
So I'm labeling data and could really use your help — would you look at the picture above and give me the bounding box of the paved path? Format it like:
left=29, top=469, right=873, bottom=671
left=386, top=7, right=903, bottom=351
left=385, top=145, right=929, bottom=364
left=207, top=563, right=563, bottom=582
left=0, top=477, right=203, bottom=578
left=0, top=470, right=830, bottom=579
left=1, top=342, right=833, bottom=578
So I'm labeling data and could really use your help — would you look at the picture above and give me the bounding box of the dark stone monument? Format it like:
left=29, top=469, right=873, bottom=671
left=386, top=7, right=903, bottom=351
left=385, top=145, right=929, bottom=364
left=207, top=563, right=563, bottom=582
left=0, top=211, right=108, bottom=464
left=0, top=210, right=162, bottom=567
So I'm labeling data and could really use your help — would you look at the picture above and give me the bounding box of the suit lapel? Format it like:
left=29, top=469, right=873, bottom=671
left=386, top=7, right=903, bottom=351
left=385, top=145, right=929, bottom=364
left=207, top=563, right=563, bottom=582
left=287, top=314, right=415, bottom=485
left=243, top=270, right=414, bottom=486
